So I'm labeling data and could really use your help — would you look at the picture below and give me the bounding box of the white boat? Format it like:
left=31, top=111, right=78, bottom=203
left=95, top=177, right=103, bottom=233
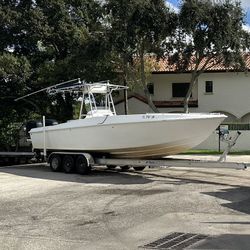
left=27, top=79, right=226, bottom=159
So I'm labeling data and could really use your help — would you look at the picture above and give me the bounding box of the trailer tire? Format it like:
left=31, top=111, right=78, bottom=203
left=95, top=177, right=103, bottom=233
left=50, top=154, right=62, bottom=172
left=76, top=155, right=90, bottom=175
left=121, top=165, right=130, bottom=171
left=107, top=165, right=116, bottom=169
left=133, top=166, right=145, bottom=171
left=62, top=155, right=75, bottom=173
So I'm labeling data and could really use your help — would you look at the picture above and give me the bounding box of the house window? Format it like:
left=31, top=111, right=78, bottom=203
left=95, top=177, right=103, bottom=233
left=172, top=83, right=190, bottom=97
left=147, top=82, right=154, bottom=95
left=205, top=81, right=213, bottom=93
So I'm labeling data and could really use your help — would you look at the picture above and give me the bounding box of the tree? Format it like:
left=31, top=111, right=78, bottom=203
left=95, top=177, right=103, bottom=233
left=26, top=0, right=103, bottom=122
left=105, top=0, right=138, bottom=114
left=1, top=0, right=112, bottom=123
left=166, top=0, right=250, bottom=113
left=130, top=0, right=176, bottom=113
left=0, top=53, right=31, bottom=150
left=106, top=0, right=176, bottom=113
left=0, top=0, right=114, bottom=148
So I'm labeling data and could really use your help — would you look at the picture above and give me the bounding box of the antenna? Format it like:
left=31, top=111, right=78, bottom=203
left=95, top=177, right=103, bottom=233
left=15, top=78, right=128, bottom=101
left=15, top=78, right=81, bottom=101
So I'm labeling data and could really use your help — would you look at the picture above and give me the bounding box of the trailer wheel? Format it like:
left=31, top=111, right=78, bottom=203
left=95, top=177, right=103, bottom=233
left=62, top=155, right=75, bottom=173
left=133, top=166, right=145, bottom=171
left=107, top=165, right=116, bottom=169
left=120, top=165, right=130, bottom=171
left=50, top=154, right=62, bottom=172
left=76, top=155, right=90, bottom=175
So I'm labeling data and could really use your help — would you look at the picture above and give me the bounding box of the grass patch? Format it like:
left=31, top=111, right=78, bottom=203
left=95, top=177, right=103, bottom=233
left=181, top=150, right=250, bottom=155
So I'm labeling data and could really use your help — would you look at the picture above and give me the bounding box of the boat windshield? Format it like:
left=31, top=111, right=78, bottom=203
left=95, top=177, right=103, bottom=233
left=95, top=94, right=106, bottom=108
left=84, top=94, right=106, bottom=113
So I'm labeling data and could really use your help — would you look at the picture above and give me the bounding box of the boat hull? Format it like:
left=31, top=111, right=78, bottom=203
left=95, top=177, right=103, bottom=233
left=30, top=113, right=226, bottom=159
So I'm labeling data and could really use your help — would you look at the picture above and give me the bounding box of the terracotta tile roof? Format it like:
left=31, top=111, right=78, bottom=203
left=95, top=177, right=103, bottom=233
left=150, top=54, right=250, bottom=73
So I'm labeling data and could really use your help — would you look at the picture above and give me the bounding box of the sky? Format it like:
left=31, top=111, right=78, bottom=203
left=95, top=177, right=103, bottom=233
left=166, top=0, right=250, bottom=31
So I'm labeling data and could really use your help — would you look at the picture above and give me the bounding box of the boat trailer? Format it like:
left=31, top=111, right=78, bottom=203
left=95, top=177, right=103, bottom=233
left=45, top=130, right=247, bottom=174
left=94, top=156, right=247, bottom=171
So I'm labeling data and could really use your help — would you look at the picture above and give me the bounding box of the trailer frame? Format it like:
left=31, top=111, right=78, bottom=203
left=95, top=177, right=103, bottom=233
left=94, top=156, right=248, bottom=170
left=0, top=151, right=35, bottom=165
left=45, top=150, right=248, bottom=175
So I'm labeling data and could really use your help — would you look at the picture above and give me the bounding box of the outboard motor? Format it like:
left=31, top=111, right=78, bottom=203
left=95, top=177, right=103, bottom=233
left=19, top=119, right=58, bottom=149
left=25, top=119, right=58, bottom=138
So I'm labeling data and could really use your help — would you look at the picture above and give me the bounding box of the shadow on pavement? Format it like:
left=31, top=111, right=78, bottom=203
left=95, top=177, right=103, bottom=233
left=141, top=171, right=244, bottom=188
left=0, top=164, right=204, bottom=186
left=203, top=187, right=250, bottom=214
left=155, top=166, right=250, bottom=181
left=0, top=164, right=155, bottom=185
left=1, top=164, right=249, bottom=188
left=193, top=234, right=250, bottom=250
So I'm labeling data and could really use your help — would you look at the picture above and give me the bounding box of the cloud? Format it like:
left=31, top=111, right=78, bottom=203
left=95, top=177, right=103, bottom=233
left=165, top=1, right=179, bottom=13
left=166, top=0, right=250, bottom=11
left=240, top=0, right=250, bottom=9
left=243, top=24, right=250, bottom=32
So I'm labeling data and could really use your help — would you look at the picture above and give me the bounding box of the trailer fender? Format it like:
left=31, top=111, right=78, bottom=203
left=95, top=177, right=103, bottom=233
left=80, top=153, right=95, bottom=167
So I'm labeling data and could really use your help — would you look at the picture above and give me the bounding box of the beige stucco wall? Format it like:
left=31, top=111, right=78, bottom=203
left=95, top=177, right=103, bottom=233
left=149, top=71, right=250, bottom=119
left=115, top=71, right=250, bottom=119
left=197, top=72, right=250, bottom=119
left=195, top=130, right=250, bottom=151
left=150, top=73, right=198, bottom=101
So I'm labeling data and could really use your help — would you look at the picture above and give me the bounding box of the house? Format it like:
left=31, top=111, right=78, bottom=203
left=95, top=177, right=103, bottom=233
left=115, top=56, right=250, bottom=151
left=116, top=56, right=250, bottom=123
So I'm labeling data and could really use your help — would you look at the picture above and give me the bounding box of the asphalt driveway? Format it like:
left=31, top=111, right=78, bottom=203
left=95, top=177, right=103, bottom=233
left=0, top=158, right=250, bottom=250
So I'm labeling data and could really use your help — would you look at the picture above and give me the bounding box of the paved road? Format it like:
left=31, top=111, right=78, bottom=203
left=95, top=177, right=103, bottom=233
left=0, top=159, right=250, bottom=250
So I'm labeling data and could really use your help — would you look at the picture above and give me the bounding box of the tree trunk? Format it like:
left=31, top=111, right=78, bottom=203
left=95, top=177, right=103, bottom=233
left=184, top=72, right=197, bottom=113
left=139, top=44, right=159, bottom=113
